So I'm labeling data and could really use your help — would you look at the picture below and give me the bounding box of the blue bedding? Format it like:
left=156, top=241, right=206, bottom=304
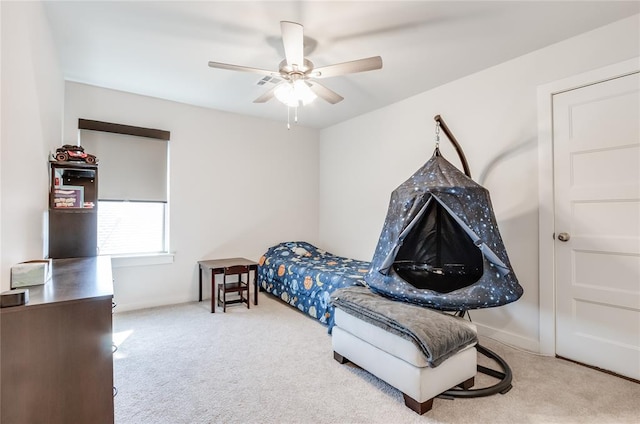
left=258, top=241, right=370, bottom=330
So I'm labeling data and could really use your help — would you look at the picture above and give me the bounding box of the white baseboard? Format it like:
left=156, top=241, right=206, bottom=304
left=113, top=296, right=546, bottom=357
left=474, top=321, right=542, bottom=354
left=113, top=294, right=195, bottom=313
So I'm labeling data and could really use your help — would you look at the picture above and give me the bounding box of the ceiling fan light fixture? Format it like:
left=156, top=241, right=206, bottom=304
left=274, top=80, right=317, bottom=107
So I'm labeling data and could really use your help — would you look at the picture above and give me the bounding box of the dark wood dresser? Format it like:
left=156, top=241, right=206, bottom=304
left=1, top=256, right=114, bottom=423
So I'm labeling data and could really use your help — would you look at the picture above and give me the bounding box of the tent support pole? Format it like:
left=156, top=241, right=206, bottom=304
left=434, top=115, right=472, bottom=178
left=427, top=122, right=514, bottom=398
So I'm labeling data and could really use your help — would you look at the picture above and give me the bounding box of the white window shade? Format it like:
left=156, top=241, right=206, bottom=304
left=81, top=130, right=168, bottom=202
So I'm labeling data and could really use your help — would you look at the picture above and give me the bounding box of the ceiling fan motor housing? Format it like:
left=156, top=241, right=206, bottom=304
left=278, top=58, right=314, bottom=77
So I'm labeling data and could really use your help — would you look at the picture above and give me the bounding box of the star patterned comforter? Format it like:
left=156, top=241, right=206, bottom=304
left=258, top=241, right=370, bottom=331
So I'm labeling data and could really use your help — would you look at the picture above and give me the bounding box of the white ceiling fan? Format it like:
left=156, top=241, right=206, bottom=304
left=208, top=21, right=383, bottom=108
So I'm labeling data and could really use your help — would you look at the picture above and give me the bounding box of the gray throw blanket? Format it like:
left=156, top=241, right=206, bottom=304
left=330, top=286, right=477, bottom=367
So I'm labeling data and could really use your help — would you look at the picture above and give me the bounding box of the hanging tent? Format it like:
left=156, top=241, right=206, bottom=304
left=365, top=148, right=523, bottom=311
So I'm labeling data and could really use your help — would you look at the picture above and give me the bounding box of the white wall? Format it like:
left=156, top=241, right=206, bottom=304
left=318, top=15, right=640, bottom=352
left=64, top=82, right=320, bottom=311
left=0, top=1, right=319, bottom=311
left=2, top=1, right=637, bottom=350
left=0, top=1, right=64, bottom=291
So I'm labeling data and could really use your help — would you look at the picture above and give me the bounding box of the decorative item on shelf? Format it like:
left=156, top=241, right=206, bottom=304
left=53, top=185, right=84, bottom=208
left=53, top=144, right=98, bottom=164
left=10, top=259, right=52, bottom=288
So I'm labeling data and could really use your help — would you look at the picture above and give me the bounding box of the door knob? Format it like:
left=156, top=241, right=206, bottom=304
left=557, top=232, right=571, bottom=242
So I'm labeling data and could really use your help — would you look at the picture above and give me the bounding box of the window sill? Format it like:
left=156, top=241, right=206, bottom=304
left=107, top=253, right=175, bottom=268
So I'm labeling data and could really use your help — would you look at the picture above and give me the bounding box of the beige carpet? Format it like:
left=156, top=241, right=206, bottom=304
left=113, top=293, right=639, bottom=424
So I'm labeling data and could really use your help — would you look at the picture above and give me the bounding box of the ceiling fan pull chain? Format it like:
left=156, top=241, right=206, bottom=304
left=287, top=106, right=291, bottom=130
left=294, top=106, right=299, bottom=124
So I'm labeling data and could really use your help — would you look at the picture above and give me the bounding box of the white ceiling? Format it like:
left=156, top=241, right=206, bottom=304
left=43, top=1, right=639, bottom=129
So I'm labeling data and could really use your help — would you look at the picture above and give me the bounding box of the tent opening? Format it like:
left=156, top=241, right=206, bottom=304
left=393, top=199, right=483, bottom=293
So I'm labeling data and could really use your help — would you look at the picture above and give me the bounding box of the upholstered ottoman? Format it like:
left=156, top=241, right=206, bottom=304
left=331, top=287, right=478, bottom=414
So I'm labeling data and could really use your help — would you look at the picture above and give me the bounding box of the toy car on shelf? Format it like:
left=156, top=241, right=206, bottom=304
left=54, top=145, right=97, bottom=164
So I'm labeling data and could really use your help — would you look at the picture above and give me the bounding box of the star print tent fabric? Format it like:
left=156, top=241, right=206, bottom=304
left=364, top=149, right=523, bottom=310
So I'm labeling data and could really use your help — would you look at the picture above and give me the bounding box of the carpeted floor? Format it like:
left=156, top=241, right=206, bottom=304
left=113, top=293, right=640, bottom=424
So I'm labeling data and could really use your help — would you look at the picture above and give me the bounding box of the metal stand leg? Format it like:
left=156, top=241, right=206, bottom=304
left=441, top=343, right=513, bottom=398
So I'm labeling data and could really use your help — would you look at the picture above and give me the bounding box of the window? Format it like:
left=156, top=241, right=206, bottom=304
left=97, top=200, right=166, bottom=255
left=79, top=119, right=170, bottom=256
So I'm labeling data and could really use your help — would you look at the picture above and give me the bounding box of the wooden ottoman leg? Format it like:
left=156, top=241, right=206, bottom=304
left=458, top=377, right=475, bottom=389
left=403, top=394, right=434, bottom=415
left=333, top=351, right=350, bottom=364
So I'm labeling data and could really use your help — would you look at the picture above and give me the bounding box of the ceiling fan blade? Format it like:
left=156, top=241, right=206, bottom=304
left=308, top=81, right=344, bottom=104
left=312, top=56, right=383, bottom=78
left=253, top=85, right=277, bottom=103
left=208, top=61, right=276, bottom=76
left=281, top=21, right=304, bottom=70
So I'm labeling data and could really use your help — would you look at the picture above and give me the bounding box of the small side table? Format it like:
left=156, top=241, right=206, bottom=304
left=198, top=258, right=258, bottom=313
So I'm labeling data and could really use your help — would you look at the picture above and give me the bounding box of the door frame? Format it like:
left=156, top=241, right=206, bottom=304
left=536, top=57, right=640, bottom=355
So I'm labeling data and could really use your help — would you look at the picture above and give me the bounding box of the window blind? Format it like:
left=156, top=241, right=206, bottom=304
left=80, top=130, right=168, bottom=202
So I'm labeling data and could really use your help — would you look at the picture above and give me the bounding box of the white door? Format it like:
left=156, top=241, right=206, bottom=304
left=553, top=71, right=640, bottom=380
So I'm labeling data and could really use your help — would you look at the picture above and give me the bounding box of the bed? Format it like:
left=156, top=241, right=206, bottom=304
left=257, top=241, right=370, bottom=329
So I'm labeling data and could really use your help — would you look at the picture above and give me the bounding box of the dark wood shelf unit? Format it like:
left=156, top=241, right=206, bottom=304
left=48, top=161, right=98, bottom=258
